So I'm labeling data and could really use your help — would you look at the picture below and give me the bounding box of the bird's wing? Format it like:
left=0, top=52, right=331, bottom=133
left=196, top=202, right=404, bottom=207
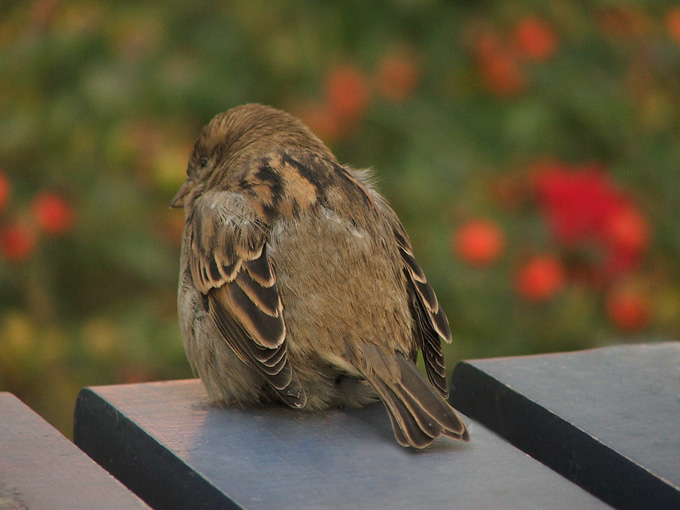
left=187, top=189, right=306, bottom=407
left=353, top=171, right=452, bottom=399
left=393, top=226, right=452, bottom=398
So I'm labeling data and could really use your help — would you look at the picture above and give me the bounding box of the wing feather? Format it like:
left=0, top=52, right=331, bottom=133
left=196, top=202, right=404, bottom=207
left=188, top=189, right=305, bottom=407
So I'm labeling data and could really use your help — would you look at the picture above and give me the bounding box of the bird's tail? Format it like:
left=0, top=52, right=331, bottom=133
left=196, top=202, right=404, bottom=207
left=363, top=348, right=469, bottom=448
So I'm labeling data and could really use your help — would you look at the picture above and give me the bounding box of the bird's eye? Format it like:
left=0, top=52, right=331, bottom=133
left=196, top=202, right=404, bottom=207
left=200, top=157, right=209, bottom=169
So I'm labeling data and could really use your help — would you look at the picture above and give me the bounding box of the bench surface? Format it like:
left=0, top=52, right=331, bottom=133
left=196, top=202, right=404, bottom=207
left=0, top=392, right=149, bottom=510
left=450, top=342, right=680, bottom=510
left=75, top=379, right=610, bottom=510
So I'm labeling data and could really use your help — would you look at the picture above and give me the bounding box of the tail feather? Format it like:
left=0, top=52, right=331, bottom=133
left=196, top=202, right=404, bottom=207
left=395, top=353, right=468, bottom=440
left=371, top=376, right=439, bottom=448
left=365, top=351, right=469, bottom=448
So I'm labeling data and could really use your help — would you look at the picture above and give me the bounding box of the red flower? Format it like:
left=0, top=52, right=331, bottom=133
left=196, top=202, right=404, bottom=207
left=0, top=223, right=36, bottom=262
left=376, top=52, right=420, bottom=101
left=0, top=171, right=9, bottom=211
left=32, top=192, right=75, bottom=236
left=453, top=219, right=505, bottom=266
left=513, top=16, right=558, bottom=61
left=325, top=64, right=370, bottom=123
left=532, top=161, right=648, bottom=281
left=533, top=162, right=614, bottom=244
left=515, top=255, right=565, bottom=302
left=606, top=287, right=650, bottom=332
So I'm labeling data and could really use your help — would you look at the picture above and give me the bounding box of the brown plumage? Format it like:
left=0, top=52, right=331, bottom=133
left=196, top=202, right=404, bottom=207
left=172, top=103, right=469, bottom=448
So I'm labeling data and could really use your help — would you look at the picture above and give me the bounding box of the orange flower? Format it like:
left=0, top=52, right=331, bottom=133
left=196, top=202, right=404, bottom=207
left=0, top=171, right=9, bottom=211
left=515, top=256, right=565, bottom=301
left=605, top=206, right=649, bottom=264
left=0, top=222, right=36, bottom=262
left=474, top=32, right=525, bottom=97
left=298, top=102, right=345, bottom=144
left=665, top=8, right=680, bottom=44
left=325, top=64, right=370, bottom=122
left=606, top=287, right=650, bottom=332
left=597, top=7, right=648, bottom=39
left=481, top=54, right=525, bottom=97
left=376, top=52, right=420, bottom=101
left=513, top=16, right=558, bottom=61
left=453, top=219, right=505, bottom=266
left=32, top=192, right=75, bottom=236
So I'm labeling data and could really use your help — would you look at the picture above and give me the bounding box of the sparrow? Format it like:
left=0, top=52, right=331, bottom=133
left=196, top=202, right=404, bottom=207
left=171, top=103, right=469, bottom=448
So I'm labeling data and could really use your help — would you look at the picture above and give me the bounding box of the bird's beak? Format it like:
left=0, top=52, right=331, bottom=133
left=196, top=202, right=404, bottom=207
left=170, top=180, right=194, bottom=208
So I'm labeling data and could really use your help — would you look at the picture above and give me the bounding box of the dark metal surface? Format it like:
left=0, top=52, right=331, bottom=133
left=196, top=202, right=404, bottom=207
left=0, top=392, right=148, bottom=510
left=74, top=379, right=609, bottom=509
left=450, top=342, right=680, bottom=510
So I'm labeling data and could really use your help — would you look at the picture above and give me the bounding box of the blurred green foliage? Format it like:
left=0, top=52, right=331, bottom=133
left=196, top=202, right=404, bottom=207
left=1, top=1, right=680, bottom=436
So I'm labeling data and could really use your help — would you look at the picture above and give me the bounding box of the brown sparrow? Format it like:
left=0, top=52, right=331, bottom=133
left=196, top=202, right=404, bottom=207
left=171, top=104, right=469, bottom=448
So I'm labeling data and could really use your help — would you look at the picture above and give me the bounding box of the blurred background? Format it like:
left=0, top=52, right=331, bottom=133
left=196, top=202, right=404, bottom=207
left=2, top=0, right=680, bottom=436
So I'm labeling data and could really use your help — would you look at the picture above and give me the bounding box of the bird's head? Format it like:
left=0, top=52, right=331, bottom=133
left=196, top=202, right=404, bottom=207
left=170, top=103, right=333, bottom=209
